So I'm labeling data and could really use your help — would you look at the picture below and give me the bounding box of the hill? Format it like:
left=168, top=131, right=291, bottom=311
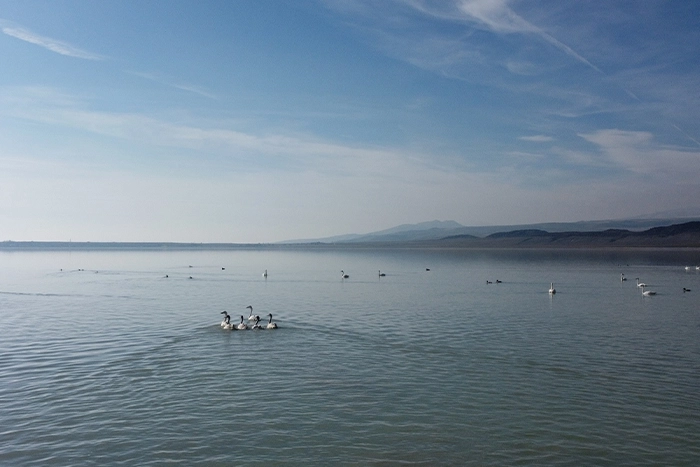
left=3, top=220, right=700, bottom=250
left=438, top=221, right=700, bottom=248
left=285, top=217, right=700, bottom=245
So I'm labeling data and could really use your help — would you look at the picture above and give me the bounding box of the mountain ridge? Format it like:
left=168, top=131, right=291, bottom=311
left=3, top=218, right=700, bottom=249
left=282, top=217, right=700, bottom=244
left=437, top=221, right=700, bottom=248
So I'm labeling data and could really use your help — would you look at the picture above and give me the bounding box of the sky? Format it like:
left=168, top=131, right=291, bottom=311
left=1, top=0, right=699, bottom=243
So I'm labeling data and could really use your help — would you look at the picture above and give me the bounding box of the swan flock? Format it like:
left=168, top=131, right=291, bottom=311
left=220, top=306, right=278, bottom=330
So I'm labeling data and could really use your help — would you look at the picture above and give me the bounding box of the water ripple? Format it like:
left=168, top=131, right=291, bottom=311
left=2, top=250, right=700, bottom=465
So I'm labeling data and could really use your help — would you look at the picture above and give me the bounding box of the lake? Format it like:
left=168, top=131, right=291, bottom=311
left=1, top=247, right=700, bottom=465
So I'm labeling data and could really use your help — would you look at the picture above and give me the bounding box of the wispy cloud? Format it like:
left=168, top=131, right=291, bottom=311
left=519, top=135, right=553, bottom=143
left=1, top=20, right=103, bottom=60
left=0, top=86, right=424, bottom=178
left=456, top=0, right=602, bottom=73
left=673, top=124, right=700, bottom=148
left=579, top=129, right=700, bottom=182
left=126, top=71, right=217, bottom=99
left=323, top=0, right=607, bottom=120
left=397, top=0, right=602, bottom=73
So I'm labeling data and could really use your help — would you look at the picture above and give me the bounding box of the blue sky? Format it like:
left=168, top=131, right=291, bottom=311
left=1, top=0, right=699, bottom=242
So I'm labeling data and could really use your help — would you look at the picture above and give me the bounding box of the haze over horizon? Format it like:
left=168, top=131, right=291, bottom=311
left=2, top=1, right=700, bottom=243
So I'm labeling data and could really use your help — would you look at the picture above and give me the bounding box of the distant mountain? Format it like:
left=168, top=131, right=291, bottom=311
left=364, top=220, right=464, bottom=235
left=3, top=221, right=700, bottom=250
left=281, top=220, right=466, bottom=243
left=282, top=217, right=700, bottom=244
left=345, top=220, right=468, bottom=243
left=439, top=221, right=700, bottom=248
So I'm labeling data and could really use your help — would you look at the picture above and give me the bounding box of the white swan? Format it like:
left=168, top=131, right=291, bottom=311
left=236, top=316, right=248, bottom=330
left=341, top=270, right=349, bottom=279
left=266, top=313, right=278, bottom=329
left=549, top=283, right=556, bottom=294
left=636, top=278, right=646, bottom=288
left=220, top=311, right=230, bottom=327
left=620, top=273, right=627, bottom=281
left=641, top=286, right=656, bottom=296
left=246, top=305, right=259, bottom=322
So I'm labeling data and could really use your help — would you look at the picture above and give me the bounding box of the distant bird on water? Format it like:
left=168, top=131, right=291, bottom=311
left=636, top=278, right=646, bottom=288
left=379, top=270, right=386, bottom=277
left=641, top=286, right=656, bottom=296
left=263, top=269, right=268, bottom=278
left=549, top=283, right=556, bottom=294
left=683, top=287, right=691, bottom=292
left=237, top=316, right=248, bottom=330
left=341, top=270, right=349, bottom=279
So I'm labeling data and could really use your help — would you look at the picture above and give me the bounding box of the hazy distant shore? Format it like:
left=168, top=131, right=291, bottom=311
left=3, top=221, right=700, bottom=251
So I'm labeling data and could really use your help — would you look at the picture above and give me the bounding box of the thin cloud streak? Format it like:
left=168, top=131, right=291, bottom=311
left=1, top=20, right=103, bottom=60
left=126, top=71, right=217, bottom=99
left=673, top=124, right=700, bottom=148
left=328, top=0, right=610, bottom=124
left=398, top=0, right=602, bottom=73
left=519, top=135, right=553, bottom=142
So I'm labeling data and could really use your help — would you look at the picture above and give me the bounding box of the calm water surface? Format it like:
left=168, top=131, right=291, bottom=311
left=1, top=248, right=700, bottom=465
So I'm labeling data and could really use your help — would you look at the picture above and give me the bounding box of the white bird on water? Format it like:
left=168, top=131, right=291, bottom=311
left=549, top=283, right=556, bottom=294
left=220, top=311, right=231, bottom=328
left=247, top=305, right=259, bottom=322
left=237, top=316, right=248, bottom=330
left=341, top=270, right=349, bottom=279
left=266, top=313, right=278, bottom=329
left=641, top=286, right=656, bottom=296
left=636, top=278, right=646, bottom=288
